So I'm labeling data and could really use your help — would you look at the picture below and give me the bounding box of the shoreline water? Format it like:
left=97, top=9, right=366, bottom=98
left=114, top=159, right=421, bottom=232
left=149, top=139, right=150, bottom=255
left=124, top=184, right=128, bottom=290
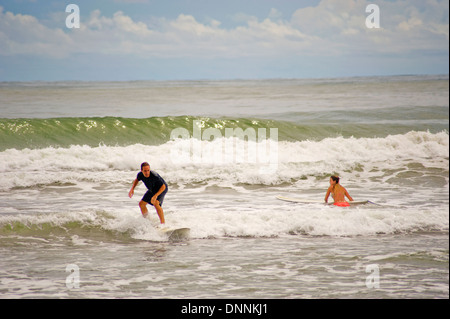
left=0, top=75, right=448, bottom=298
left=0, top=233, right=448, bottom=299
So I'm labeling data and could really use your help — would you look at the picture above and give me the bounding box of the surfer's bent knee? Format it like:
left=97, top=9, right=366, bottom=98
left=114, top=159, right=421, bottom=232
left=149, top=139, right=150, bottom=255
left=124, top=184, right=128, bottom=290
left=139, top=200, right=147, bottom=207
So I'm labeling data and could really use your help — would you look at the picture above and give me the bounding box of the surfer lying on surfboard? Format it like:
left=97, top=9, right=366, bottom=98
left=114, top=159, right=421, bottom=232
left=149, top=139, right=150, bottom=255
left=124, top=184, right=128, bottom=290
left=129, top=162, right=168, bottom=226
left=324, top=176, right=353, bottom=207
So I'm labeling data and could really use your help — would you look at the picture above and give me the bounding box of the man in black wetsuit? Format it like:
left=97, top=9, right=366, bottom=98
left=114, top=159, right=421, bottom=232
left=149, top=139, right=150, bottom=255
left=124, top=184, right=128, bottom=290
left=128, top=162, right=168, bottom=225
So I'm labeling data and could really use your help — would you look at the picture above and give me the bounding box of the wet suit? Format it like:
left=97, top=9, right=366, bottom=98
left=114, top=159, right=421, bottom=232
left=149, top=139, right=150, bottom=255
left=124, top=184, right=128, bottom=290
left=136, top=170, right=168, bottom=206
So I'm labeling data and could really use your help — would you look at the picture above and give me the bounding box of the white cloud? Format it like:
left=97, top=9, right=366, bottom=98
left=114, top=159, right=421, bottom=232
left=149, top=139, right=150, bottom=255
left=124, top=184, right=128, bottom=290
left=0, top=7, right=72, bottom=58
left=73, top=9, right=313, bottom=59
left=290, top=0, right=448, bottom=55
left=0, top=0, right=448, bottom=61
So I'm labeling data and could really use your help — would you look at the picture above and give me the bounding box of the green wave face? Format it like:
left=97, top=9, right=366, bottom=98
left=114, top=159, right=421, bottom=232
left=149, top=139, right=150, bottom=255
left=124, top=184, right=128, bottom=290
left=2, top=114, right=447, bottom=151
left=0, top=116, right=317, bottom=150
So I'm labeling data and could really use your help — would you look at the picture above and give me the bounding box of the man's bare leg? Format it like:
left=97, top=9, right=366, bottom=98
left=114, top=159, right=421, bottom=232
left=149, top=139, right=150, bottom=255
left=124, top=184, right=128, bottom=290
left=154, top=200, right=165, bottom=225
left=139, top=200, right=165, bottom=225
left=139, top=200, right=149, bottom=218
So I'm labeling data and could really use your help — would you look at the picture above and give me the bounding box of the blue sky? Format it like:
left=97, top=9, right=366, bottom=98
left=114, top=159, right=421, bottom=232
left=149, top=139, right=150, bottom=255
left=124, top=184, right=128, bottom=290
left=0, top=0, right=448, bottom=81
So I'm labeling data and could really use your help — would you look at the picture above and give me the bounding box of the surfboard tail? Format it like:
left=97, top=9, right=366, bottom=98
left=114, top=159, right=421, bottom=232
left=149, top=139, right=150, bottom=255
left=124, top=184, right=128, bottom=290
left=276, top=195, right=370, bottom=205
left=159, top=227, right=190, bottom=240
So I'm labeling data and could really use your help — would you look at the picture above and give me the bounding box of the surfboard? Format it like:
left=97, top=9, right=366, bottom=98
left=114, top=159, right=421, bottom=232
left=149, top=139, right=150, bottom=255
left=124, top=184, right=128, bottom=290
left=159, top=227, right=190, bottom=240
left=276, top=195, right=370, bottom=205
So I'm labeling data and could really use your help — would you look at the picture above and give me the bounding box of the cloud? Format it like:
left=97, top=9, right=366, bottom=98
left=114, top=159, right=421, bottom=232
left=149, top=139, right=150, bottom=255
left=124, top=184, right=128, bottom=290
left=0, top=7, right=72, bottom=58
left=64, top=8, right=313, bottom=59
left=290, top=0, right=449, bottom=55
left=0, top=1, right=448, bottom=64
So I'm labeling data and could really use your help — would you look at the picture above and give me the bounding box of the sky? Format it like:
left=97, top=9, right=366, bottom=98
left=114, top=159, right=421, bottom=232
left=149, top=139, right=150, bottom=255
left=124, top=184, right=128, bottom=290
left=0, top=0, right=448, bottom=81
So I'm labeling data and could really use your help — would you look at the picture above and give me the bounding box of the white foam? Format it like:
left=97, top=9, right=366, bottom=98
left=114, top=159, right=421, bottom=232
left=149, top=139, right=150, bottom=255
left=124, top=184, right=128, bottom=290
left=0, top=194, right=448, bottom=239
left=1, top=130, right=447, bottom=191
left=0, top=131, right=448, bottom=238
left=135, top=200, right=449, bottom=238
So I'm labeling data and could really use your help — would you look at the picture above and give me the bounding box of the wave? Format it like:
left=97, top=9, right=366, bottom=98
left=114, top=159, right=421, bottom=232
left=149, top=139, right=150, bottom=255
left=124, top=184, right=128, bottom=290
left=0, top=210, right=142, bottom=242
left=0, top=130, right=448, bottom=191
left=1, top=115, right=447, bottom=151
left=1, top=129, right=448, bottom=240
left=0, top=205, right=448, bottom=242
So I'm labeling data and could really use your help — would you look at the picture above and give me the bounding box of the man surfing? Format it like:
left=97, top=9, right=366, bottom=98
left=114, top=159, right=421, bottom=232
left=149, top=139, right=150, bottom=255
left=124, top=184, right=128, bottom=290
left=129, top=162, right=168, bottom=225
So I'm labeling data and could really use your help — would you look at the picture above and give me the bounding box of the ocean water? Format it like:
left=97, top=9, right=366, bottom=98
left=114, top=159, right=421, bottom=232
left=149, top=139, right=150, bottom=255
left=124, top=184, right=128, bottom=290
left=0, top=75, right=448, bottom=299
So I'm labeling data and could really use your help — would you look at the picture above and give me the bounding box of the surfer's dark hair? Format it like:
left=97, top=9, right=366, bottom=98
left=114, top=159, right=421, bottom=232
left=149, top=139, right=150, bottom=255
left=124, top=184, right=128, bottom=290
left=330, top=175, right=340, bottom=184
left=141, top=162, right=150, bottom=170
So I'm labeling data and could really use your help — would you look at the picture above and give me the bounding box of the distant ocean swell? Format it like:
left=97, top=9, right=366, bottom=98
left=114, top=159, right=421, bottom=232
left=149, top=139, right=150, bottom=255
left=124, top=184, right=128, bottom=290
left=1, top=114, right=448, bottom=151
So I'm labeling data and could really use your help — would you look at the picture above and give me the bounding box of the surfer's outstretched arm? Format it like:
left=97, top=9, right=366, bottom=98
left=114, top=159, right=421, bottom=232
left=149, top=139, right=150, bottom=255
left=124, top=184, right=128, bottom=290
left=128, top=178, right=139, bottom=198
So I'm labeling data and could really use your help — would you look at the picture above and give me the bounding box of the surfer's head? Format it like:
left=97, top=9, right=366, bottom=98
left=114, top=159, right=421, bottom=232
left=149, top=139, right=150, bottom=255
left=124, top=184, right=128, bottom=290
left=330, top=175, right=340, bottom=185
left=141, top=162, right=150, bottom=177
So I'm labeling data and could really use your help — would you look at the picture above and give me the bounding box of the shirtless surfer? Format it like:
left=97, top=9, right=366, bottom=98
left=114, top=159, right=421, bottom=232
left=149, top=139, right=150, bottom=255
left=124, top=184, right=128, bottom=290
left=324, top=175, right=353, bottom=207
left=129, top=162, right=168, bottom=225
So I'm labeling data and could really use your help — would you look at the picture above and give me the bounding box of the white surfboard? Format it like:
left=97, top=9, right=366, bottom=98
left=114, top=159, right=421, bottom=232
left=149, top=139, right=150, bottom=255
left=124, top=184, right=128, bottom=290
left=159, top=227, right=190, bottom=240
left=276, top=195, right=370, bottom=205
